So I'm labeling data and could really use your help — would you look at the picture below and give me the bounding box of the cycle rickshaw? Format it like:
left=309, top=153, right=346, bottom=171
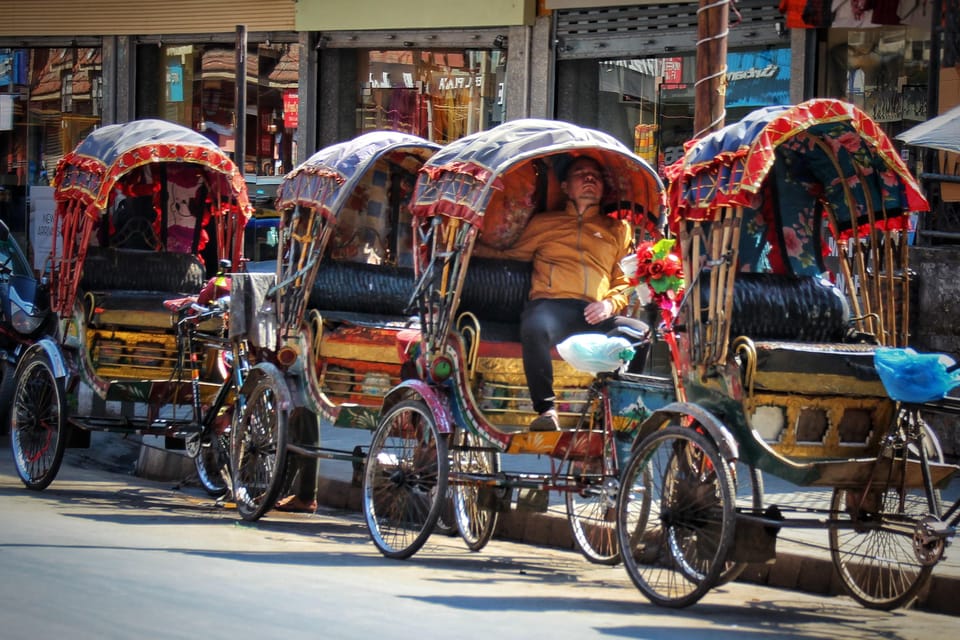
left=228, top=131, right=442, bottom=521
left=613, top=98, right=959, bottom=609
left=9, top=119, right=251, bottom=495
left=360, top=118, right=673, bottom=563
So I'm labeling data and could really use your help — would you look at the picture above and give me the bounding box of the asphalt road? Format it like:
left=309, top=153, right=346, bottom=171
left=1, top=439, right=957, bottom=640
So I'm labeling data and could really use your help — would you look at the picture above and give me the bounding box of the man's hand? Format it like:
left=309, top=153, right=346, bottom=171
left=584, top=299, right=613, bottom=325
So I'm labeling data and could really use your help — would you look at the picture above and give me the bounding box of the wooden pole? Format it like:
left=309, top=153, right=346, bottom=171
left=694, top=0, right=730, bottom=138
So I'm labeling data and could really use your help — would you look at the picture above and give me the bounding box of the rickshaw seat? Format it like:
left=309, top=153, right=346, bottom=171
left=701, top=271, right=851, bottom=343
left=80, top=248, right=208, bottom=330
left=81, top=248, right=206, bottom=294
left=308, top=257, right=532, bottom=324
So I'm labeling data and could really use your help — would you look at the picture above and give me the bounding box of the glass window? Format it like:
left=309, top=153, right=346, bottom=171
left=594, top=49, right=790, bottom=173
left=138, top=42, right=301, bottom=176
left=825, top=27, right=930, bottom=133
left=357, top=49, right=505, bottom=143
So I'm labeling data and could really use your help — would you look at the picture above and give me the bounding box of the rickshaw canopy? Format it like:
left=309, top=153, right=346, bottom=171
left=54, top=118, right=251, bottom=220
left=276, top=131, right=440, bottom=220
left=666, top=99, right=927, bottom=232
left=409, top=118, right=664, bottom=235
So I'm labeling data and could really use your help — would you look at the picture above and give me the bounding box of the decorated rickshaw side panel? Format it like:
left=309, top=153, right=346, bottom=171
left=665, top=99, right=930, bottom=470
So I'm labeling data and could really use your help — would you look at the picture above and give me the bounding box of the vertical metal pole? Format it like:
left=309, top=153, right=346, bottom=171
left=235, top=25, right=247, bottom=175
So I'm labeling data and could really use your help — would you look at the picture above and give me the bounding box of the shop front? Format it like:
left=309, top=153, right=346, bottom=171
left=295, top=0, right=534, bottom=147
left=548, top=0, right=789, bottom=172
left=1, top=0, right=297, bottom=264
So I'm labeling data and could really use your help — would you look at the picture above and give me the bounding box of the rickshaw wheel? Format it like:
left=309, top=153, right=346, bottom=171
left=617, top=425, right=736, bottom=608
left=0, top=361, right=17, bottom=434
left=231, top=376, right=288, bottom=521
left=10, top=350, right=68, bottom=491
left=450, top=429, right=500, bottom=552
left=193, top=429, right=232, bottom=498
left=566, top=458, right=621, bottom=565
left=828, top=484, right=935, bottom=610
left=363, top=399, right=448, bottom=559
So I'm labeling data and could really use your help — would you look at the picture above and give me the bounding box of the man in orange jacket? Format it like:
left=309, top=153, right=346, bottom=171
left=477, top=155, right=644, bottom=431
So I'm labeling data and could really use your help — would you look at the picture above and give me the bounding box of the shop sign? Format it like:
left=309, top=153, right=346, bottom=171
left=283, top=90, right=299, bottom=129
left=726, top=48, right=791, bottom=108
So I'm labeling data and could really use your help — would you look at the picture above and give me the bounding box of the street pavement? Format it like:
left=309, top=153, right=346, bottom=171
left=34, top=421, right=960, bottom=618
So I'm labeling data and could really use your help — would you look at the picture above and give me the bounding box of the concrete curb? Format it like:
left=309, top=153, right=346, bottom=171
left=314, top=473, right=960, bottom=617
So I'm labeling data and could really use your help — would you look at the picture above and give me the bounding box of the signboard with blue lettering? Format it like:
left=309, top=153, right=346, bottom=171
left=726, top=48, right=791, bottom=108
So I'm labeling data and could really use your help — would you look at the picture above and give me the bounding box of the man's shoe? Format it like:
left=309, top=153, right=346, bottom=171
left=529, top=410, right=559, bottom=431
left=275, top=495, right=318, bottom=513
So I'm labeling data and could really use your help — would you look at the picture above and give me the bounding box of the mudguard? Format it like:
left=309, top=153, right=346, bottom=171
left=19, top=339, right=69, bottom=379
left=630, top=401, right=739, bottom=462
left=239, top=361, right=297, bottom=412
left=380, top=379, right=454, bottom=434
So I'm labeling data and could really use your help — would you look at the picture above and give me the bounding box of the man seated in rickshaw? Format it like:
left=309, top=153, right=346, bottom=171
left=475, top=155, right=647, bottom=431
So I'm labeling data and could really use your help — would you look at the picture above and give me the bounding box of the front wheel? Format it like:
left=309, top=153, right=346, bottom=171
left=10, top=350, right=68, bottom=490
left=617, top=425, right=736, bottom=608
left=231, top=375, right=288, bottom=521
left=363, top=399, right=448, bottom=559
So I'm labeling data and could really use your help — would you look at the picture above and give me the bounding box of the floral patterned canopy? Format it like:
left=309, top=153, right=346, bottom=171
left=409, top=118, right=664, bottom=248
left=664, top=99, right=929, bottom=275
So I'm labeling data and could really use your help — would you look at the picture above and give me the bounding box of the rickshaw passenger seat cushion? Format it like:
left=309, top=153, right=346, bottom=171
left=700, top=272, right=850, bottom=343
left=308, top=257, right=532, bottom=323
left=80, top=248, right=206, bottom=294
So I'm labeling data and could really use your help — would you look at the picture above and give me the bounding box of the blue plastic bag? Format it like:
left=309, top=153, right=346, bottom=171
left=556, top=333, right=635, bottom=374
left=874, top=347, right=960, bottom=403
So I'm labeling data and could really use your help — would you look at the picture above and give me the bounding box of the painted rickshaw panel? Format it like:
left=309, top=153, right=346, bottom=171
left=272, top=132, right=441, bottom=427
left=663, top=99, right=932, bottom=484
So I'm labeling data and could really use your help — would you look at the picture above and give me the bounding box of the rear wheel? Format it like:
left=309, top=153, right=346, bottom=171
left=10, top=350, right=68, bottom=490
left=829, top=483, right=935, bottom=609
left=566, top=458, right=621, bottom=565
left=617, top=425, right=736, bottom=608
left=193, top=427, right=232, bottom=498
left=363, top=399, right=447, bottom=559
left=451, top=429, right=499, bottom=552
left=232, top=376, right=288, bottom=521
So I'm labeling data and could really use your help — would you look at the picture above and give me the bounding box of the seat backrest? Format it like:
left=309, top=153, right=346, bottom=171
left=81, top=248, right=206, bottom=294
left=700, top=272, right=851, bottom=343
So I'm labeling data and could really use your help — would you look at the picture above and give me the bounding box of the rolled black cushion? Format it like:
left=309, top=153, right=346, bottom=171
left=308, top=257, right=532, bottom=323
left=80, top=248, right=206, bottom=294
left=700, top=272, right=850, bottom=343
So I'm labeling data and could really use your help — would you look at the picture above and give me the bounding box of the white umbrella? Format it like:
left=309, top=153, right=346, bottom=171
left=896, top=104, right=960, bottom=154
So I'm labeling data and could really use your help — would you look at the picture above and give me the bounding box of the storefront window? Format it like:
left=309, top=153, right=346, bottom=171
left=0, top=46, right=102, bottom=262
left=138, top=42, right=301, bottom=176
left=597, top=48, right=791, bottom=173
left=825, top=27, right=930, bottom=133
left=357, top=49, right=505, bottom=143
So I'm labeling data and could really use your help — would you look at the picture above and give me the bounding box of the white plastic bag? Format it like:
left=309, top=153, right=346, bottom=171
left=556, top=333, right=635, bottom=374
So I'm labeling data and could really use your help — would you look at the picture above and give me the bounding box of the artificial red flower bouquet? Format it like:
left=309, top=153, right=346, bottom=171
left=626, top=238, right=685, bottom=316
